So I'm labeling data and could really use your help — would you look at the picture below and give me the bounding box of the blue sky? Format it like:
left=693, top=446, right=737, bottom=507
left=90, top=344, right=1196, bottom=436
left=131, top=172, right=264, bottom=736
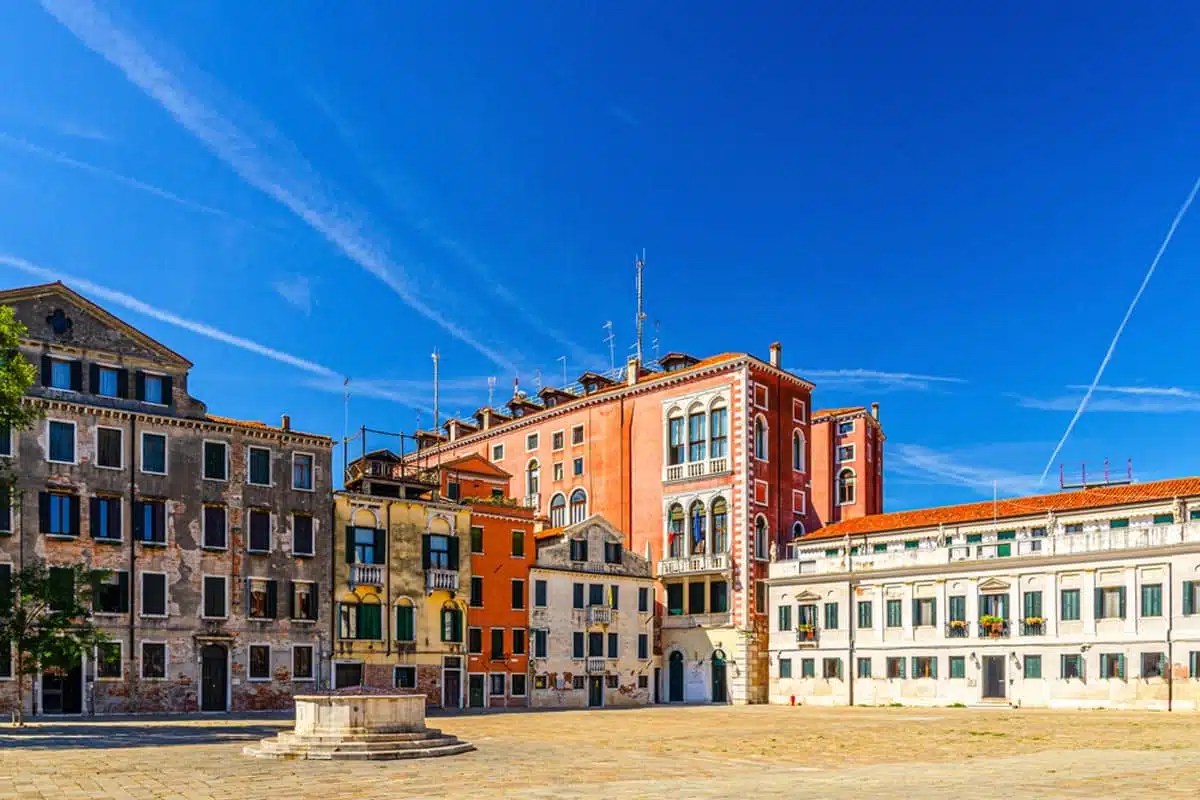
left=0, top=1, right=1197, bottom=510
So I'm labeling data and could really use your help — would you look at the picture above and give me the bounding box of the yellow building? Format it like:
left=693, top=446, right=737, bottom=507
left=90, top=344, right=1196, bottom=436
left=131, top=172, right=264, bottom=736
left=332, top=450, right=472, bottom=708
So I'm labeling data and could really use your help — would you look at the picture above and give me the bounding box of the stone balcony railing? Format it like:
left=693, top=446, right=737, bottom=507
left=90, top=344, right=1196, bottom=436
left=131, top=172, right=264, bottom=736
left=795, top=626, right=819, bottom=646
left=426, top=569, right=459, bottom=594
left=657, top=552, right=730, bottom=577
left=663, top=457, right=732, bottom=484
left=662, top=611, right=733, bottom=630
left=586, top=657, right=607, bottom=674
left=587, top=606, right=612, bottom=625
left=350, top=564, right=384, bottom=588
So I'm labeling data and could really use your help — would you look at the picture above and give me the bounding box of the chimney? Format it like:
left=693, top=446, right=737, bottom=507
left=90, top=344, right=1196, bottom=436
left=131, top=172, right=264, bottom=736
left=870, top=402, right=880, bottom=421
left=280, top=414, right=291, bottom=431
left=481, top=408, right=492, bottom=430
left=626, top=355, right=640, bottom=386
left=769, top=341, right=782, bottom=368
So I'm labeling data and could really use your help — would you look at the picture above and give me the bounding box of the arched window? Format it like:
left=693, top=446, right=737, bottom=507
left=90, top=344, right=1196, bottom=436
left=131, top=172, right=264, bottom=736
left=754, top=515, right=769, bottom=560
left=792, top=429, right=805, bottom=472
left=549, top=493, right=566, bottom=527
left=687, top=405, right=706, bottom=463
left=569, top=488, right=587, bottom=524
left=838, top=468, right=857, bottom=505
left=667, top=503, right=685, bottom=558
left=711, top=497, right=728, bottom=553
left=689, top=500, right=706, bottom=555
left=440, top=602, right=463, bottom=643
left=339, top=593, right=382, bottom=640
left=667, top=410, right=685, bottom=466
left=792, top=521, right=805, bottom=539
left=394, top=597, right=416, bottom=642
left=526, top=459, right=540, bottom=497
left=709, top=402, right=728, bottom=459
left=754, top=415, right=767, bottom=461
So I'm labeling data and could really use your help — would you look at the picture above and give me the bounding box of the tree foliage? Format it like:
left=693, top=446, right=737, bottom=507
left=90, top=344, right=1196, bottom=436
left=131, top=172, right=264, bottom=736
left=0, top=562, right=110, bottom=725
left=0, top=304, right=38, bottom=433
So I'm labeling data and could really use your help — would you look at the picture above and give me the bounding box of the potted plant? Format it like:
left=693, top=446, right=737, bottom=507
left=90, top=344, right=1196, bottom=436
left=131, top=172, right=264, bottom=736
left=979, top=614, right=1006, bottom=636
left=948, top=620, right=969, bottom=630
left=796, top=623, right=816, bottom=640
left=1023, top=616, right=1045, bottom=626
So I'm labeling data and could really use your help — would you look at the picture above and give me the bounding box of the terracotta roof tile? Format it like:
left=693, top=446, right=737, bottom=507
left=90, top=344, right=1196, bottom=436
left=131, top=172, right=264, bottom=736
left=801, top=476, right=1200, bottom=541
left=812, top=406, right=867, bottom=418
left=534, top=525, right=566, bottom=541
left=205, top=414, right=330, bottom=440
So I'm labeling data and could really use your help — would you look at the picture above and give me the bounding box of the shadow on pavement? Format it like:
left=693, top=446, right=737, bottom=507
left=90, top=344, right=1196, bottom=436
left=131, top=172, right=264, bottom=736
left=0, top=718, right=290, bottom=750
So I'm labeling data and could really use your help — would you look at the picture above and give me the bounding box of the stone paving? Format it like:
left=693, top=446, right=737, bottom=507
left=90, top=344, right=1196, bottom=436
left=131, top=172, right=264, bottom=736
left=1, top=705, right=1200, bottom=797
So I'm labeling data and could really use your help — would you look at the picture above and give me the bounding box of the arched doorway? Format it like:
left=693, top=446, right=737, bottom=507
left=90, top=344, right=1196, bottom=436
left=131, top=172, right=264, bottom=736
left=200, top=644, right=228, bottom=712
left=668, top=651, right=685, bottom=703
left=711, top=650, right=728, bottom=704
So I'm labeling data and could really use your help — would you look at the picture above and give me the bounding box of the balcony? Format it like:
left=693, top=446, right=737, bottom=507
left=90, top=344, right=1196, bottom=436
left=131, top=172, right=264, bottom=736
left=663, top=457, right=733, bottom=484
left=945, top=621, right=970, bottom=639
left=586, top=657, right=606, bottom=674
left=426, top=569, right=459, bottom=594
left=1020, top=618, right=1046, bottom=636
left=523, top=493, right=540, bottom=512
left=662, top=612, right=733, bottom=630
left=587, top=605, right=612, bottom=625
left=978, top=618, right=1010, bottom=639
left=657, top=552, right=729, bottom=577
left=795, top=626, right=819, bottom=646
left=350, top=564, right=384, bottom=588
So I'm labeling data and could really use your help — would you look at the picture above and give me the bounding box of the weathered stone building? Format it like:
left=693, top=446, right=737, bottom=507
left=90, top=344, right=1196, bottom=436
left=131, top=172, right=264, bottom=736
left=332, top=449, right=472, bottom=708
left=0, top=282, right=333, bottom=715
left=529, top=515, right=657, bottom=708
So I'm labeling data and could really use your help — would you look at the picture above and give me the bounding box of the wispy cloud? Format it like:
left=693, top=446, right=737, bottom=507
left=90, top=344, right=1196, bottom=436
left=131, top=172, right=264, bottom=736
left=0, top=131, right=231, bottom=218
left=272, top=274, right=312, bottom=315
left=1038, top=175, right=1200, bottom=484
left=608, top=105, right=640, bottom=127
left=1017, top=384, right=1200, bottom=414
left=0, top=254, right=338, bottom=378
left=890, top=442, right=1044, bottom=498
left=41, top=0, right=518, bottom=373
left=792, top=368, right=966, bottom=391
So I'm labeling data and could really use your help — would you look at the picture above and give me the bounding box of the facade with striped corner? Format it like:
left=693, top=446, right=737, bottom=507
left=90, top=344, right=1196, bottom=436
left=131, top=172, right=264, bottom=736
left=768, top=477, right=1200, bottom=709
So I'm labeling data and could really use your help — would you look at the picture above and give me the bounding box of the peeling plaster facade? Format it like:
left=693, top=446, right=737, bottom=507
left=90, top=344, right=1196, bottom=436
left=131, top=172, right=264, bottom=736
left=0, top=283, right=333, bottom=716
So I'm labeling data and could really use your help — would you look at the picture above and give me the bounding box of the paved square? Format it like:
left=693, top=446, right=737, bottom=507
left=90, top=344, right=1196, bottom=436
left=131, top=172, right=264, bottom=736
left=1, top=706, right=1199, bottom=798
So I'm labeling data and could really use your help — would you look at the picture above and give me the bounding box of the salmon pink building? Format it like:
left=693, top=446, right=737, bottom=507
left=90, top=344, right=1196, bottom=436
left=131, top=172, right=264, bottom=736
left=416, top=343, right=880, bottom=703
left=809, top=405, right=885, bottom=528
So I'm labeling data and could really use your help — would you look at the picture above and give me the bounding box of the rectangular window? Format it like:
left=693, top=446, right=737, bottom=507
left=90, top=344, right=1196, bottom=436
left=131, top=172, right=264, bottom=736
left=490, top=628, right=505, bottom=660
left=552, top=431, right=564, bottom=450
left=427, top=533, right=453, bottom=571
left=667, top=582, right=683, bottom=616
left=49, top=358, right=75, bottom=391
left=1095, top=586, right=1126, bottom=619
left=573, top=582, right=585, bottom=609
left=470, top=576, right=483, bottom=608
left=292, top=454, right=314, bottom=490
left=202, top=505, right=226, bottom=549
left=142, top=374, right=166, bottom=405
left=512, top=529, right=525, bottom=557
left=569, top=538, right=588, bottom=561
left=1100, top=653, right=1126, bottom=680
left=780, top=658, right=792, bottom=678
left=512, top=628, right=526, bottom=656
left=823, top=602, right=839, bottom=630
left=203, top=441, right=228, bottom=481
left=822, top=658, right=842, bottom=679
left=710, top=408, right=727, bottom=459
left=492, top=443, right=504, bottom=461
left=292, top=581, right=318, bottom=622
left=511, top=673, right=527, bottom=697
left=638, top=587, right=650, bottom=613
left=604, top=542, right=623, bottom=565
left=203, top=576, right=227, bottom=618
left=1022, top=590, right=1043, bottom=620
left=688, top=581, right=706, bottom=615
left=913, top=598, right=936, bottom=627
left=96, top=642, right=122, bottom=679
left=247, top=578, right=277, bottom=620
left=48, top=420, right=75, bottom=463
left=248, top=447, right=271, bottom=486
left=801, top=658, right=815, bottom=678
left=96, top=427, right=123, bottom=469
left=141, top=433, right=166, bottom=474
left=886, top=599, right=902, bottom=628
left=467, top=627, right=483, bottom=654
left=949, top=656, right=966, bottom=679
left=92, top=571, right=129, bottom=614
left=856, top=658, right=871, bottom=678
left=441, top=608, right=463, bottom=642
left=886, top=657, right=906, bottom=679
left=41, top=492, right=78, bottom=537
left=96, top=366, right=120, bottom=398
left=589, top=583, right=606, bottom=607
left=534, top=629, right=548, bottom=658
left=1061, top=654, right=1083, bottom=679
left=512, top=579, right=525, bottom=610
left=607, top=632, right=618, bottom=659
left=572, top=632, right=585, bottom=659
left=90, top=496, right=121, bottom=541
left=588, top=632, right=604, bottom=658
left=470, top=526, right=484, bottom=553
left=1023, top=654, right=1042, bottom=679
left=526, top=433, right=539, bottom=451
left=47, top=567, right=73, bottom=612
left=248, top=645, right=271, bottom=680
left=445, top=481, right=460, bottom=501
left=755, top=581, right=766, bottom=614
left=392, top=665, right=416, bottom=689
left=1153, top=513, right=1174, bottom=525
left=572, top=425, right=584, bottom=445
left=534, top=579, right=547, bottom=607
left=552, top=462, right=564, bottom=481
left=1141, top=584, right=1163, bottom=617
left=0, top=426, right=9, bottom=458
left=1065, top=523, right=1083, bottom=534
left=572, top=675, right=585, bottom=690
left=912, top=656, right=936, bottom=679
left=247, top=509, right=271, bottom=553
left=489, top=674, right=507, bottom=696
left=1185, top=581, right=1200, bottom=615
left=837, top=444, right=855, bottom=462
left=857, top=600, right=872, bottom=629
left=141, top=643, right=166, bottom=679
left=948, top=595, right=966, bottom=622
left=1061, top=589, right=1081, bottom=621
left=688, top=411, right=706, bottom=462
left=141, top=573, right=167, bottom=617
left=637, top=633, right=649, bottom=660
left=292, top=514, right=314, bottom=557
left=778, top=604, right=792, bottom=631
left=1141, top=652, right=1164, bottom=678
left=837, top=420, right=854, bottom=436
left=134, top=499, right=166, bottom=544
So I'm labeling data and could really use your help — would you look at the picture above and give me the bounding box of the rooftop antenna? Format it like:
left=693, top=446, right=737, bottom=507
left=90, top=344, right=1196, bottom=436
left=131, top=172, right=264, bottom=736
left=634, top=249, right=646, bottom=363
left=652, top=319, right=661, bottom=363
left=534, top=368, right=542, bottom=392
left=558, top=356, right=567, bottom=387
left=431, top=349, right=441, bottom=469
left=603, top=320, right=616, bottom=375
left=512, top=375, right=520, bottom=398
left=487, top=376, right=496, bottom=407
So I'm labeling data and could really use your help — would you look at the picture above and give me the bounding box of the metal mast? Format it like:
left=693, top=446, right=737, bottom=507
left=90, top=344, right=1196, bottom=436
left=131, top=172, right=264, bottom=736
left=634, top=250, right=646, bottom=363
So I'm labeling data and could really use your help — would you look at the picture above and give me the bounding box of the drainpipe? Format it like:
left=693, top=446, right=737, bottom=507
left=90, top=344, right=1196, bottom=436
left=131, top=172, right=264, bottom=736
left=1168, top=559, right=1174, bottom=712
left=847, top=535, right=855, bottom=707
left=128, top=413, right=137, bottom=695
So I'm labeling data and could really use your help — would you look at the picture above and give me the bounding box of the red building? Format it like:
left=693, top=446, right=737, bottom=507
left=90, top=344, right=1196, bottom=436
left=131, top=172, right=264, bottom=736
left=809, top=405, right=885, bottom=528
left=439, top=454, right=535, bottom=708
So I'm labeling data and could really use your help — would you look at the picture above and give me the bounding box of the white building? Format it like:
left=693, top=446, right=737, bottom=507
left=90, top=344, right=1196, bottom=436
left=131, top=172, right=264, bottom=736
left=529, top=515, right=658, bottom=708
left=768, top=477, right=1200, bottom=710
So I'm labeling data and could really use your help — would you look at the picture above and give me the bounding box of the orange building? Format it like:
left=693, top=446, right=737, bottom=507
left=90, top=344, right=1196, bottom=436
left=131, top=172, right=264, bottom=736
left=438, top=454, right=535, bottom=709
left=413, top=342, right=877, bottom=703
left=809, top=405, right=885, bottom=528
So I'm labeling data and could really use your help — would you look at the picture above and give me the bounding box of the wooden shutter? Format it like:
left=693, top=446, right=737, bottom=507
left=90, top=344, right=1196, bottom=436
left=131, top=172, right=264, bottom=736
left=132, top=501, right=144, bottom=541
left=310, top=583, right=318, bottom=620
left=1094, top=587, right=1102, bottom=619
left=421, top=534, right=431, bottom=570
left=69, top=361, right=82, bottom=391
left=69, top=495, right=80, bottom=536
left=89, top=497, right=100, bottom=538
left=372, top=528, right=386, bottom=565
left=134, top=371, right=146, bottom=401
left=1185, top=583, right=1195, bottom=616
left=287, top=581, right=295, bottom=620
left=116, top=369, right=129, bottom=399
left=1118, top=587, right=1127, bottom=619
left=930, top=601, right=937, bottom=627
left=345, top=527, right=355, bottom=563
left=448, top=536, right=460, bottom=570
left=161, top=375, right=173, bottom=406
left=118, top=572, right=130, bottom=613
left=88, top=364, right=99, bottom=394
left=110, top=502, right=122, bottom=540
left=0, top=564, right=10, bottom=614
left=267, top=581, right=278, bottom=619
left=38, top=491, right=50, bottom=533
left=40, top=355, right=51, bottom=387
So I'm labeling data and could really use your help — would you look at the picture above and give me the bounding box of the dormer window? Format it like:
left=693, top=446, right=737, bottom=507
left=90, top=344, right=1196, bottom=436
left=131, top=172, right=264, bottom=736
left=43, top=357, right=78, bottom=391
left=569, top=538, right=588, bottom=562
left=143, top=374, right=165, bottom=404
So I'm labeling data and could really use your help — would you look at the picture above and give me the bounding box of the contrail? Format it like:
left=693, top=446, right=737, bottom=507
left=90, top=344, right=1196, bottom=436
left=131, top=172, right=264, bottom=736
left=0, top=132, right=232, bottom=218
left=1039, top=175, right=1200, bottom=484
left=0, top=254, right=339, bottom=378
left=41, top=0, right=518, bottom=373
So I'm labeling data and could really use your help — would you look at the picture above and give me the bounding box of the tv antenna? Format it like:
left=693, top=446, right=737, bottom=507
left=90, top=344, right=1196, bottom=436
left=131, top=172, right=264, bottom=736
left=634, top=249, right=646, bottom=363
left=487, top=376, right=496, bottom=407
left=603, top=320, right=616, bottom=375
left=557, top=356, right=567, bottom=387
left=652, top=319, right=661, bottom=363
left=534, top=368, right=542, bottom=392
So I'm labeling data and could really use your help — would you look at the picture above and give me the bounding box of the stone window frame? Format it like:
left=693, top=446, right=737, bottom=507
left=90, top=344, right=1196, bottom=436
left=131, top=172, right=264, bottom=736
left=291, top=451, right=316, bottom=492
left=510, top=672, right=527, bottom=697
left=247, top=643, right=272, bottom=682
left=291, top=644, right=315, bottom=682
left=202, top=440, right=229, bottom=482
left=488, top=671, right=507, bottom=699
left=201, top=573, right=229, bottom=620
left=45, top=417, right=77, bottom=465
left=94, top=640, right=123, bottom=682
left=140, top=640, right=168, bottom=681
left=94, top=425, right=124, bottom=470
left=139, top=571, right=169, bottom=618
left=551, top=429, right=565, bottom=452
left=291, top=512, right=315, bottom=557
left=139, top=430, right=169, bottom=476
left=246, top=445, right=273, bottom=487
left=393, top=665, right=417, bottom=689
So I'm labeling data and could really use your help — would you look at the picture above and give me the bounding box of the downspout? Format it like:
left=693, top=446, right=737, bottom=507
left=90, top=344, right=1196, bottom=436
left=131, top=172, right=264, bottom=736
left=847, top=534, right=855, bottom=707
left=385, top=501, right=392, bottom=657
left=1167, top=558, right=1174, bottom=712
left=128, top=413, right=137, bottom=695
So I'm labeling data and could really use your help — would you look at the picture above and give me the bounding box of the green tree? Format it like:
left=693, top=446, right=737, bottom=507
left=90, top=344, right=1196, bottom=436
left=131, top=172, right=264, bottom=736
left=0, top=304, right=39, bottom=511
left=0, top=562, right=109, bottom=725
